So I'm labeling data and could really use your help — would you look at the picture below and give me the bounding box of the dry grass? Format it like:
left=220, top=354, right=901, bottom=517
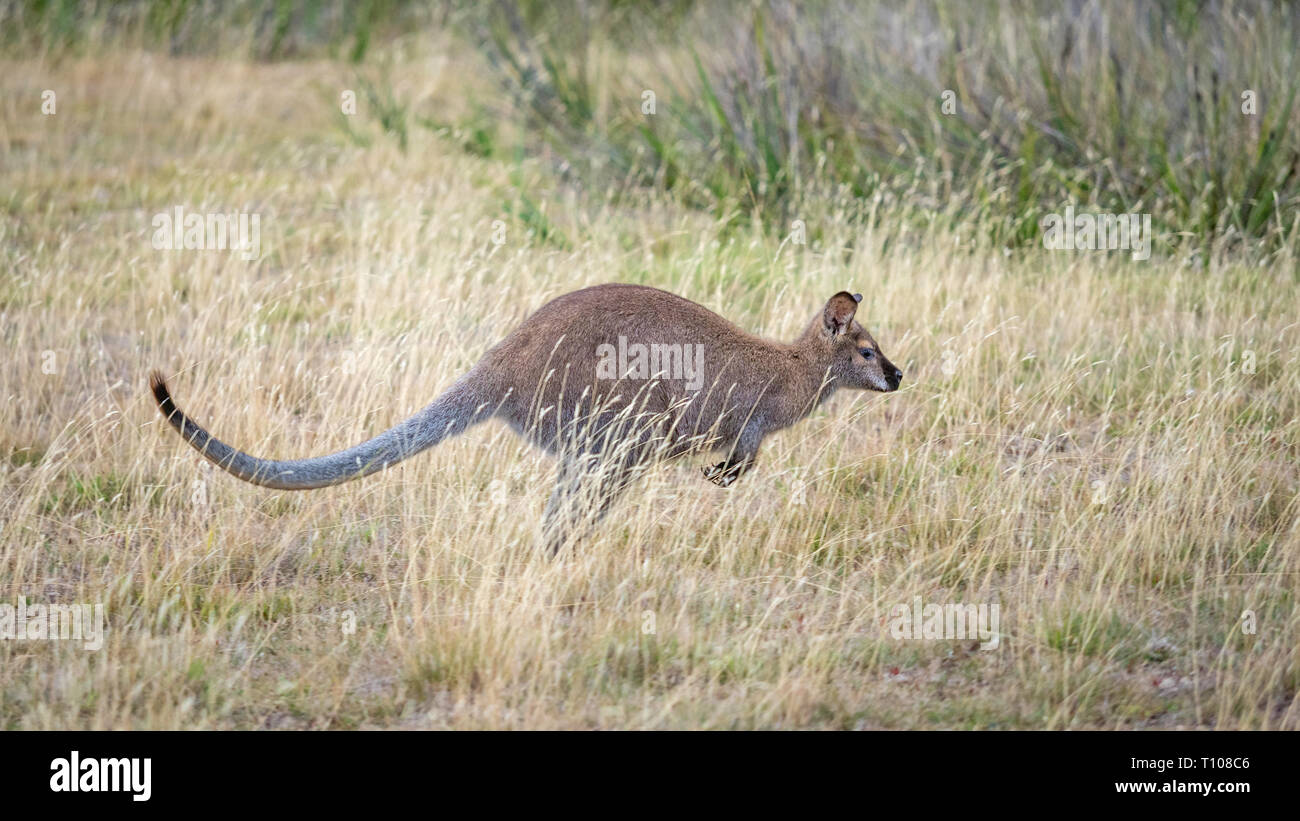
left=1, top=45, right=1298, bottom=729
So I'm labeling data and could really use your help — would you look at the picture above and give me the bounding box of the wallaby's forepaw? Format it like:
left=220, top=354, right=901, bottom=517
left=702, top=462, right=737, bottom=488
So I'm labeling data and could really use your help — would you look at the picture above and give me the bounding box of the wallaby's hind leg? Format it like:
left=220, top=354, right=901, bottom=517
left=541, top=455, right=638, bottom=555
left=541, top=457, right=582, bottom=554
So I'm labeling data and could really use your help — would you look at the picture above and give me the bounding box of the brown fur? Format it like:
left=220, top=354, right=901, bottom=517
left=151, top=283, right=902, bottom=551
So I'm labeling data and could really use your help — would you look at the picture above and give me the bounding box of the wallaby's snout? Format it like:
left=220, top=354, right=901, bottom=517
left=877, top=346, right=903, bottom=391
left=883, top=358, right=903, bottom=391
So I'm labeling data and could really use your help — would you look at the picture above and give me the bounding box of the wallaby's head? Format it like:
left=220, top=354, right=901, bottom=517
left=815, top=291, right=903, bottom=392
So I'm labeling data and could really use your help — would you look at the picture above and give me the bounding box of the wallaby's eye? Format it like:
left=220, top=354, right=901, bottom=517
left=859, top=348, right=875, bottom=360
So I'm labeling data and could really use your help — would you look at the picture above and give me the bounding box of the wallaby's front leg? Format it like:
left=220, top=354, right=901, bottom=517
left=701, top=457, right=752, bottom=487
left=701, top=427, right=762, bottom=488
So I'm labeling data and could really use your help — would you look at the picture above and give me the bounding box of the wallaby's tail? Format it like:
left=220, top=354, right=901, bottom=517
left=149, top=371, right=488, bottom=490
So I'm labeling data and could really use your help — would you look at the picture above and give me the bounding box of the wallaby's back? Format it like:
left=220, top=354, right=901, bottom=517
left=481, top=284, right=814, bottom=449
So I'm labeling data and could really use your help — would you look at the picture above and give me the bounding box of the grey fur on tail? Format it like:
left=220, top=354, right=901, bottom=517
left=149, top=371, right=482, bottom=490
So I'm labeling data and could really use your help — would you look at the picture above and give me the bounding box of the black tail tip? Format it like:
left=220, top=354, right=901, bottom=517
left=149, top=370, right=175, bottom=416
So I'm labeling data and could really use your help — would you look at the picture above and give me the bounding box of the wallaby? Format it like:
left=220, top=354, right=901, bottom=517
left=150, top=283, right=903, bottom=551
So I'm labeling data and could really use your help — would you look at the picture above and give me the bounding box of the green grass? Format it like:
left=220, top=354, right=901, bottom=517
left=470, top=1, right=1300, bottom=253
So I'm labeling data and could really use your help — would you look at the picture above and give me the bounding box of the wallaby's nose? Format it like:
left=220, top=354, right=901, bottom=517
left=888, top=368, right=903, bottom=390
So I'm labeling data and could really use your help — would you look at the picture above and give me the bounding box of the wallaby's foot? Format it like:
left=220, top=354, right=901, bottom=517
left=702, top=461, right=738, bottom=487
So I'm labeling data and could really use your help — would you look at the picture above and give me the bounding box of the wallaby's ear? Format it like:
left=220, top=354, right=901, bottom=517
left=822, top=291, right=859, bottom=336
